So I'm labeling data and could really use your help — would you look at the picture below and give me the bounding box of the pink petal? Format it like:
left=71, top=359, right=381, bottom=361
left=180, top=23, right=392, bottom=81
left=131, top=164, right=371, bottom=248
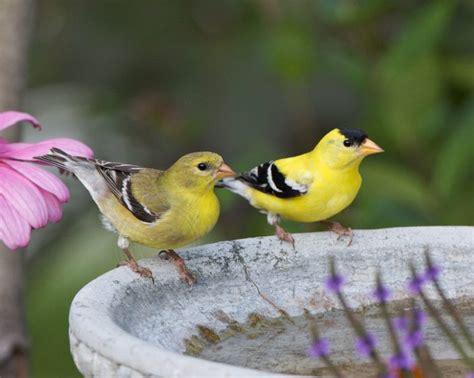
left=0, top=139, right=8, bottom=155
left=0, top=164, right=48, bottom=228
left=3, top=159, right=70, bottom=202
left=0, top=111, right=41, bottom=131
left=0, top=194, right=31, bottom=250
left=40, top=189, right=63, bottom=222
left=1, top=138, right=93, bottom=160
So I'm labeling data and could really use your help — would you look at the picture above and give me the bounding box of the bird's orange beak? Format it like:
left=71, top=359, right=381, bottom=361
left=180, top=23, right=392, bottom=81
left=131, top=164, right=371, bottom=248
left=360, top=138, right=384, bottom=155
left=216, top=162, right=236, bottom=179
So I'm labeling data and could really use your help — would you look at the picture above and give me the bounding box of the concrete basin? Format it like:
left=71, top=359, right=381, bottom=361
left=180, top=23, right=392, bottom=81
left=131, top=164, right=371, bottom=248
left=69, top=226, right=474, bottom=377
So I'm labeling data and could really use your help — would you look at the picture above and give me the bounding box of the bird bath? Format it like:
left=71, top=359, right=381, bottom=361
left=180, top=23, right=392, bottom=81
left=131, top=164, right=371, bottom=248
left=69, top=226, right=473, bottom=377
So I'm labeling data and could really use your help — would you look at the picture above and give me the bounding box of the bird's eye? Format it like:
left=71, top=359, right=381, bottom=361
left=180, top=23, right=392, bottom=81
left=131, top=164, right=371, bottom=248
left=197, top=162, right=208, bottom=171
left=343, top=139, right=353, bottom=147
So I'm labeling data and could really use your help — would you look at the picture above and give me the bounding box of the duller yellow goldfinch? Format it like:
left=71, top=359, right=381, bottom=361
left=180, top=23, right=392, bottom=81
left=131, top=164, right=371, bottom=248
left=36, top=148, right=235, bottom=285
left=218, top=128, right=383, bottom=246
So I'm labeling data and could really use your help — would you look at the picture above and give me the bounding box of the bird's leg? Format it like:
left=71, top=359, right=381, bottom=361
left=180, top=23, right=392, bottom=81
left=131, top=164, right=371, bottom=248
left=120, top=248, right=155, bottom=281
left=268, top=213, right=295, bottom=247
left=160, top=249, right=196, bottom=286
left=275, top=224, right=296, bottom=246
left=320, top=220, right=353, bottom=246
left=117, top=236, right=154, bottom=281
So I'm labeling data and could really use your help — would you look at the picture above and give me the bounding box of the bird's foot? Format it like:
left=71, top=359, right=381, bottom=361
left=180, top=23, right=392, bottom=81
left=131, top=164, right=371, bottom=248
left=119, top=259, right=154, bottom=282
left=275, top=224, right=295, bottom=247
left=160, top=250, right=196, bottom=287
left=321, top=220, right=353, bottom=246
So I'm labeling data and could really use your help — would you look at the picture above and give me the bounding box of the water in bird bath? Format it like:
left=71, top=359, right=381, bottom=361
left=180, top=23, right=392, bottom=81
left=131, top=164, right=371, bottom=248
left=185, top=299, right=473, bottom=377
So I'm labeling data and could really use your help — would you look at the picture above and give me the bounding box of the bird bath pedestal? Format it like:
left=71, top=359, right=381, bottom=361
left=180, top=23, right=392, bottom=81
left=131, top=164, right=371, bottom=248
left=69, top=227, right=473, bottom=377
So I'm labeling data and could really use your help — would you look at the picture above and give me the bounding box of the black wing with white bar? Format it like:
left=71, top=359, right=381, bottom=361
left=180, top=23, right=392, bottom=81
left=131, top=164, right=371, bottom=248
left=238, top=161, right=308, bottom=199
left=95, top=161, right=159, bottom=223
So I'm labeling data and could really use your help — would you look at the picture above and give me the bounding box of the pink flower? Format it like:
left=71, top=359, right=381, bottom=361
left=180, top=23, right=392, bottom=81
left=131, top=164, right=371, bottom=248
left=0, top=111, right=93, bottom=250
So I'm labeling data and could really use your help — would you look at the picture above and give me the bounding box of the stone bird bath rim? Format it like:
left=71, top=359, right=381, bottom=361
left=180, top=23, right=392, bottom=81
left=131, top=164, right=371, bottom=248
left=69, top=226, right=474, bottom=377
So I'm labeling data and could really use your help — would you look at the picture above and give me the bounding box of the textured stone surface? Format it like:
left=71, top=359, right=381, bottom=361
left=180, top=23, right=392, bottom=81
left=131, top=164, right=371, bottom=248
left=69, top=227, right=474, bottom=377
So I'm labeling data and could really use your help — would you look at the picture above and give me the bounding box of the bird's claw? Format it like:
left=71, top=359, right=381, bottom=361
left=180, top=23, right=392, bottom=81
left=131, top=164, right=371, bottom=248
left=326, top=222, right=353, bottom=246
left=161, top=250, right=196, bottom=287
left=181, top=270, right=196, bottom=287
left=275, top=225, right=295, bottom=248
left=119, top=260, right=155, bottom=283
left=175, top=260, right=196, bottom=287
left=337, top=229, right=353, bottom=246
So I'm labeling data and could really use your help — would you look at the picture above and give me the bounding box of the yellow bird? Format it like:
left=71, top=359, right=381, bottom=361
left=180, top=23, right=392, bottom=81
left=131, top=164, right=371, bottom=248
left=36, top=149, right=235, bottom=285
left=218, top=128, right=383, bottom=245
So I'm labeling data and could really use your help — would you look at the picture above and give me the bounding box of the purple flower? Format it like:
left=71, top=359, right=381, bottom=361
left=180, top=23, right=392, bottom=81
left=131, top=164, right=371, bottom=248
left=355, top=333, right=377, bottom=358
left=408, top=274, right=426, bottom=294
left=465, top=372, right=474, bottom=378
left=424, top=265, right=441, bottom=282
left=393, top=315, right=408, bottom=332
left=389, top=351, right=414, bottom=370
left=373, top=284, right=391, bottom=303
left=325, top=273, right=345, bottom=294
left=308, top=338, right=330, bottom=358
left=414, top=309, right=426, bottom=327
left=405, top=330, right=424, bottom=349
left=394, top=309, right=426, bottom=351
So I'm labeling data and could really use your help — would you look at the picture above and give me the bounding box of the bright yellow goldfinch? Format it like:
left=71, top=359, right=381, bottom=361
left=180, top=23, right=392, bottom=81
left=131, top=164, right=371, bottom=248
left=36, top=149, right=235, bottom=285
left=219, top=128, right=383, bottom=245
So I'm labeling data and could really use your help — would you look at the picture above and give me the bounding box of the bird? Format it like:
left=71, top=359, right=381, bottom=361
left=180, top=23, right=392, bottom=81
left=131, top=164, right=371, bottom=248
left=36, top=148, right=235, bottom=285
left=218, top=128, right=383, bottom=246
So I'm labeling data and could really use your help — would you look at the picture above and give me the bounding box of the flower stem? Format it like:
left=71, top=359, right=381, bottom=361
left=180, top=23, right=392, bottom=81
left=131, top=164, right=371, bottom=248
left=305, top=310, right=345, bottom=378
left=425, top=252, right=474, bottom=349
left=329, top=258, right=388, bottom=375
left=376, top=274, right=412, bottom=378
left=406, top=300, right=441, bottom=378
left=410, top=264, right=474, bottom=371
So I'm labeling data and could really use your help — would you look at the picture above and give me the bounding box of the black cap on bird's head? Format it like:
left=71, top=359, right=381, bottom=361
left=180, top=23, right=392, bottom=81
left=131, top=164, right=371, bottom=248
left=336, top=128, right=383, bottom=155
left=313, top=127, right=383, bottom=168
left=338, top=128, right=368, bottom=146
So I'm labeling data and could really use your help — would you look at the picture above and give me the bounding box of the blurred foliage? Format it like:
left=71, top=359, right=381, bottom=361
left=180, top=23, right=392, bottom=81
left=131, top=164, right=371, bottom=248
left=23, top=0, right=473, bottom=377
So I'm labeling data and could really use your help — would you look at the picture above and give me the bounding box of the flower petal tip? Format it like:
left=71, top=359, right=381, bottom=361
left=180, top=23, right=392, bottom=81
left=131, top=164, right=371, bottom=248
left=0, top=111, right=42, bottom=131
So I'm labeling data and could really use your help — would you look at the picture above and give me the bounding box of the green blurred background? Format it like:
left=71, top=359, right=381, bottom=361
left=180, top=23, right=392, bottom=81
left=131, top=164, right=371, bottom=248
left=23, top=1, right=473, bottom=376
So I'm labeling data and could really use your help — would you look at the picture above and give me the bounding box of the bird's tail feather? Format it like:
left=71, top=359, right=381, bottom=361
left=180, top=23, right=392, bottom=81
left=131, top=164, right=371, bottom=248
left=216, top=177, right=251, bottom=199
left=35, top=148, right=87, bottom=174
left=215, top=178, right=228, bottom=189
left=215, top=177, right=237, bottom=189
